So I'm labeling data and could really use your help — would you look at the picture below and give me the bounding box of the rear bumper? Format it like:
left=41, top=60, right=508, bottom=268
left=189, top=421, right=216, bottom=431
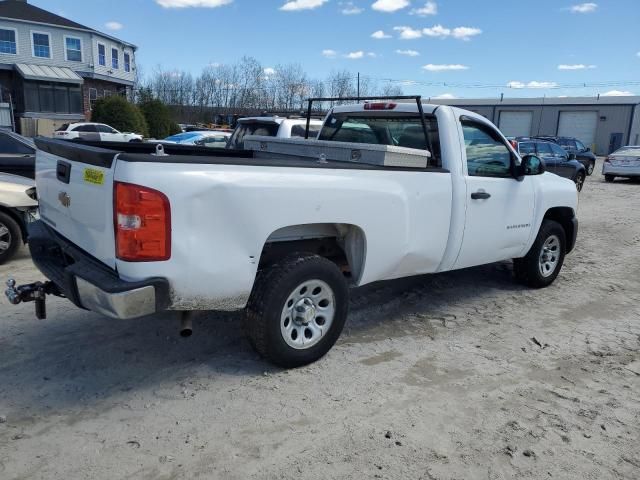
left=27, top=220, right=170, bottom=319
left=602, top=163, right=640, bottom=177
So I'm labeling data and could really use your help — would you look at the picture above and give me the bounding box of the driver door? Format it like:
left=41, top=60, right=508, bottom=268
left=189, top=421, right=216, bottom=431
left=453, top=119, right=535, bottom=269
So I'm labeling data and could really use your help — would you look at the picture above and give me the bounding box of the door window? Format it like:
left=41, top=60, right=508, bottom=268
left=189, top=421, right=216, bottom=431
left=0, top=133, right=34, bottom=154
left=550, top=143, right=568, bottom=158
left=461, top=120, right=513, bottom=178
left=575, top=140, right=586, bottom=151
left=96, top=124, right=117, bottom=134
left=72, top=124, right=98, bottom=133
left=535, top=142, right=553, bottom=157
left=518, top=142, right=536, bottom=155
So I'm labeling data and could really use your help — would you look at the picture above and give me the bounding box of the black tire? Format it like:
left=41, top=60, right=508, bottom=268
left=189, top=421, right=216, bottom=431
left=244, top=253, right=349, bottom=368
left=575, top=172, right=585, bottom=192
left=586, top=162, right=595, bottom=176
left=513, top=219, right=566, bottom=289
left=0, top=211, right=22, bottom=265
left=604, top=175, right=615, bottom=183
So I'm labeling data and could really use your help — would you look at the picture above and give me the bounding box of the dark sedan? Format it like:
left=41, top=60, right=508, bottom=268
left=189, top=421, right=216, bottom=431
left=533, top=136, right=597, bottom=175
left=0, top=130, right=36, bottom=179
left=511, top=138, right=587, bottom=191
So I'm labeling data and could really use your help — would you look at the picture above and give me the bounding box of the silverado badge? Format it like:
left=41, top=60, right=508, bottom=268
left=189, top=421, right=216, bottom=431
left=58, top=191, right=71, bottom=208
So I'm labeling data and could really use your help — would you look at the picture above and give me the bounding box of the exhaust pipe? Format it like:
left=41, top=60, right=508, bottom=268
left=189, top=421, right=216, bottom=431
left=180, top=312, right=193, bottom=338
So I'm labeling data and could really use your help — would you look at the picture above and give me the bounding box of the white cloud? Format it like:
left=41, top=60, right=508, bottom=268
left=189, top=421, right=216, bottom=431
left=340, top=1, right=363, bottom=14
left=264, top=67, right=276, bottom=76
left=371, top=30, right=392, bottom=39
left=451, top=26, right=482, bottom=40
left=372, top=0, right=410, bottom=12
left=104, top=21, right=123, bottom=31
left=410, top=1, right=437, bottom=16
left=155, top=0, right=232, bottom=7
left=367, top=52, right=377, bottom=57
left=345, top=51, right=365, bottom=59
left=507, top=81, right=559, bottom=89
left=558, top=64, right=596, bottom=70
left=602, top=90, right=634, bottom=96
left=280, top=0, right=328, bottom=11
left=433, top=93, right=457, bottom=99
left=422, top=24, right=450, bottom=37
left=570, top=2, right=597, bottom=13
left=322, top=49, right=338, bottom=58
left=423, top=64, right=469, bottom=72
left=394, top=26, right=423, bottom=39
left=637, top=51, right=640, bottom=58
left=396, top=49, right=420, bottom=56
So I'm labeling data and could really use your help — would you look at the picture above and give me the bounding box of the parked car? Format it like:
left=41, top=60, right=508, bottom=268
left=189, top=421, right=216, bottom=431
left=54, top=123, right=144, bottom=143
left=159, top=131, right=231, bottom=148
left=0, top=130, right=36, bottom=179
left=511, top=138, right=587, bottom=191
left=603, top=146, right=640, bottom=182
left=7, top=100, right=578, bottom=368
left=227, top=117, right=323, bottom=149
left=533, top=136, right=597, bottom=175
left=0, top=173, right=37, bottom=264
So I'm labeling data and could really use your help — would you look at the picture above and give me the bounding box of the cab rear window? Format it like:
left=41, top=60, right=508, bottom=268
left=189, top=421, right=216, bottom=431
left=318, top=113, right=441, bottom=167
left=228, top=122, right=279, bottom=149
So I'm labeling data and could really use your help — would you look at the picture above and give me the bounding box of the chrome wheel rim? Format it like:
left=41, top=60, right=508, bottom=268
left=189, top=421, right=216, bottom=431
left=539, top=235, right=560, bottom=278
left=576, top=175, right=584, bottom=192
left=587, top=164, right=594, bottom=175
left=280, top=279, right=335, bottom=350
left=0, top=222, right=11, bottom=252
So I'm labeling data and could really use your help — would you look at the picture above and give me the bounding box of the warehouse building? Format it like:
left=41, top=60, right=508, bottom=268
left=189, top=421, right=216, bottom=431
left=429, top=96, right=640, bottom=155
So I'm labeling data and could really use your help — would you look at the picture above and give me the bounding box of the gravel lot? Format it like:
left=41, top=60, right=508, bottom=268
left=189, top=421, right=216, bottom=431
left=1, top=159, right=639, bottom=480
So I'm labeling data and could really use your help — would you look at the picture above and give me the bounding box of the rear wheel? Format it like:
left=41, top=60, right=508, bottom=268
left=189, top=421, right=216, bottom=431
left=604, top=175, right=615, bottom=183
left=514, top=219, right=566, bottom=288
left=575, top=172, right=585, bottom=192
left=244, top=254, right=349, bottom=368
left=0, top=212, right=21, bottom=265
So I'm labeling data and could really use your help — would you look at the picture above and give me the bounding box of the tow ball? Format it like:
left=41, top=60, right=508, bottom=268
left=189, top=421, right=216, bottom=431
left=5, top=279, right=62, bottom=320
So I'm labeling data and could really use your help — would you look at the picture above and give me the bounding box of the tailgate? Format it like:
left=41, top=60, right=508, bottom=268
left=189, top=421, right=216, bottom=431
left=34, top=138, right=120, bottom=269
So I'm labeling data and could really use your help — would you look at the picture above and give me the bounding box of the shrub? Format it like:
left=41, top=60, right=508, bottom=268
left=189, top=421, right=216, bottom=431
left=138, top=96, right=180, bottom=140
left=91, top=95, right=148, bottom=136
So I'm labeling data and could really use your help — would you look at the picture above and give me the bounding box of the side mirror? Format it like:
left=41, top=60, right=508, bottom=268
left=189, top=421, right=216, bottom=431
left=568, top=152, right=577, bottom=160
left=519, top=154, right=546, bottom=177
left=585, top=147, right=590, bottom=152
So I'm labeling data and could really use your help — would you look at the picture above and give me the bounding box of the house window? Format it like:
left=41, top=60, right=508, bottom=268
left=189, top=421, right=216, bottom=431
left=97, top=43, right=106, bottom=66
left=104, top=89, right=112, bottom=97
left=32, top=32, right=51, bottom=58
left=111, top=48, right=119, bottom=69
left=89, top=87, right=98, bottom=109
left=65, top=37, right=82, bottom=62
left=0, top=28, right=17, bottom=54
left=124, top=52, right=131, bottom=72
left=23, top=81, right=82, bottom=113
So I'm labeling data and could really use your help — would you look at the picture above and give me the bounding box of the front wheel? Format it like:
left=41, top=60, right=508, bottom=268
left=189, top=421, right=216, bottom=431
left=586, top=162, right=595, bottom=176
left=0, top=212, right=22, bottom=265
left=604, top=175, right=615, bottom=183
left=575, top=172, right=585, bottom=192
left=514, top=219, right=566, bottom=288
left=244, top=254, right=349, bottom=368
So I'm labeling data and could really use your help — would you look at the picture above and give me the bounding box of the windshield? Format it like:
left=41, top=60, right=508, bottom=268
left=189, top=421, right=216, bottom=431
left=318, top=113, right=441, bottom=166
left=164, top=132, right=204, bottom=143
left=228, top=122, right=280, bottom=149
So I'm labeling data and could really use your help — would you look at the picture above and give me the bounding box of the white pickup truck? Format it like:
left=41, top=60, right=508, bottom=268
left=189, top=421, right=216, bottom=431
left=6, top=99, right=578, bottom=367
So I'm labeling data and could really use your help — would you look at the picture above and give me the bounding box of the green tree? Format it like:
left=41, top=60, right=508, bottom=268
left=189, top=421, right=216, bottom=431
left=137, top=88, right=180, bottom=139
left=92, top=95, right=148, bottom=136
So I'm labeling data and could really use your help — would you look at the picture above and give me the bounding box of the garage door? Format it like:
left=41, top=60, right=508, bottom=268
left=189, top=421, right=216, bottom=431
left=498, top=111, right=533, bottom=137
left=557, top=111, right=598, bottom=148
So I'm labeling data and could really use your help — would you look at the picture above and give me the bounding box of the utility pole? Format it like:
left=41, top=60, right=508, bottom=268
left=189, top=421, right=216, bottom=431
left=357, top=72, right=360, bottom=102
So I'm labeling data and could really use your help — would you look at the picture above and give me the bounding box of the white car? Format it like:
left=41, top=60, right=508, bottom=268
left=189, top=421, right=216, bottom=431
left=0, top=173, right=37, bottom=264
left=159, top=131, right=231, bottom=148
left=603, top=146, right=640, bottom=182
left=227, top=117, right=323, bottom=149
left=54, top=123, right=143, bottom=143
left=9, top=100, right=578, bottom=367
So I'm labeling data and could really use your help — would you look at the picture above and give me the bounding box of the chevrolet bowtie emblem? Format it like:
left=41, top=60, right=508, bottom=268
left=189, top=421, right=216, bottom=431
left=58, top=191, right=71, bottom=208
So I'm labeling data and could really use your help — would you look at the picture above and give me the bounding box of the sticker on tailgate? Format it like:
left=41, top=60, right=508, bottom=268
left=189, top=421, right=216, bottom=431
left=83, top=168, right=105, bottom=185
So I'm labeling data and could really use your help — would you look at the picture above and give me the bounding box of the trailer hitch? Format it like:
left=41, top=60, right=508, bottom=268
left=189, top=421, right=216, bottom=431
left=5, top=279, right=63, bottom=320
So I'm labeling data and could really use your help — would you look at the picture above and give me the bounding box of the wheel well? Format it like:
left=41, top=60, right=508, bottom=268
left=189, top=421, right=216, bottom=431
left=0, top=206, right=27, bottom=242
left=543, top=207, right=575, bottom=253
left=259, top=224, right=366, bottom=285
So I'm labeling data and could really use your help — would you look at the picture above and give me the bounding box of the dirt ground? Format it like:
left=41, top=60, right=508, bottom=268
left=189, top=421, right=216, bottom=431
left=0, top=159, right=639, bottom=480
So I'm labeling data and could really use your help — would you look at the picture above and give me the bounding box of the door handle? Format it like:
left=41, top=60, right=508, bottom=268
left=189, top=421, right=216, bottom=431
left=471, top=191, right=491, bottom=200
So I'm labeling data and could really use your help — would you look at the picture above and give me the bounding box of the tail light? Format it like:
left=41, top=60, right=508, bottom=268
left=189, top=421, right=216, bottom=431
left=364, top=102, right=397, bottom=110
left=509, top=140, right=518, bottom=150
left=114, top=182, right=171, bottom=262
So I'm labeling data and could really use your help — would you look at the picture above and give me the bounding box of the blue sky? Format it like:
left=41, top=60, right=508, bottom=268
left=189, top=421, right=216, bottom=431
left=33, top=0, right=640, bottom=99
